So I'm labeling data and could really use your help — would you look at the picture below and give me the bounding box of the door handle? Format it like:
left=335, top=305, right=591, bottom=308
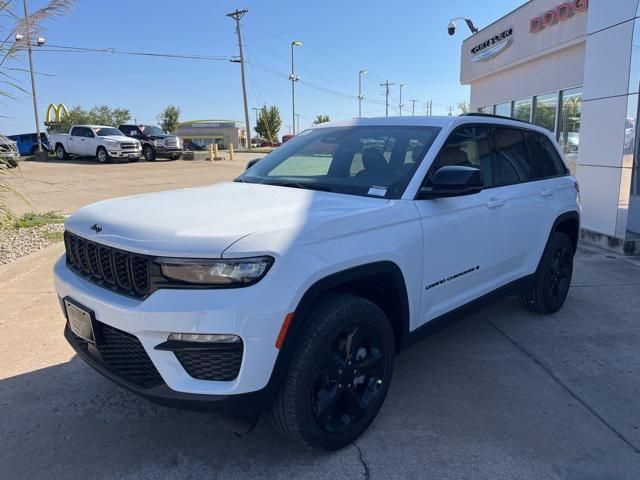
left=540, top=188, right=553, bottom=198
left=486, top=198, right=505, bottom=208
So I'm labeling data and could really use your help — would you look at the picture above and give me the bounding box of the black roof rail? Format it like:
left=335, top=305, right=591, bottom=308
left=460, top=112, right=533, bottom=125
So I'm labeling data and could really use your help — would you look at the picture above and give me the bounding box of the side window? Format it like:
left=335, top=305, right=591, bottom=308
left=70, top=127, right=80, bottom=136
left=82, top=128, right=94, bottom=138
left=428, top=126, right=493, bottom=187
left=525, top=131, right=568, bottom=179
left=493, top=128, right=532, bottom=186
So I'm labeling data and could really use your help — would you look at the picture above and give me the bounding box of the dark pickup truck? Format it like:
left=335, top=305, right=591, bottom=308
left=119, top=124, right=183, bottom=161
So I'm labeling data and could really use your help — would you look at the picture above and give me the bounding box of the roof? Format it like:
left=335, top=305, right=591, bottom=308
left=178, top=119, right=244, bottom=127
left=313, top=116, right=459, bottom=129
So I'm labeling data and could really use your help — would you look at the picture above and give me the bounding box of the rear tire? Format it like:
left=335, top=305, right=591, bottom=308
left=96, top=147, right=110, bottom=164
left=520, top=232, right=574, bottom=314
left=142, top=144, right=156, bottom=161
left=55, top=144, right=68, bottom=160
left=268, top=293, right=395, bottom=451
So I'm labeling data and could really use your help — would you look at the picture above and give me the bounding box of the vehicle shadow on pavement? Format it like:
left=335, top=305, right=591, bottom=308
left=3, top=295, right=640, bottom=480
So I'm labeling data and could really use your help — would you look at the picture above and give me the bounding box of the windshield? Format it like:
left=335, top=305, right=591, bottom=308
left=236, top=126, right=440, bottom=199
left=140, top=125, right=165, bottom=136
left=95, top=127, right=123, bottom=137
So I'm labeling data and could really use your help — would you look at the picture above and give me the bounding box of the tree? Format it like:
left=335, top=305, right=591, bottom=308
left=313, top=115, right=330, bottom=125
left=47, top=105, right=131, bottom=133
left=157, top=105, right=181, bottom=133
left=255, top=105, right=282, bottom=144
left=457, top=102, right=470, bottom=114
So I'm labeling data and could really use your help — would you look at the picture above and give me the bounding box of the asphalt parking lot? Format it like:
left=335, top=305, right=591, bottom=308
left=2, top=159, right=640, bottom=479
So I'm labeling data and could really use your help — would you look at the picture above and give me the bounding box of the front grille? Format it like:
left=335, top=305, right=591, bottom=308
left=120, top=143, right=137, bottom=149
left=165, top=138, right=178, bottom=147
left=64, top=231, right=151, bottom=299
left=175, top=343, right=243, bottom=381
left=68, top=322, right=163, bottom=389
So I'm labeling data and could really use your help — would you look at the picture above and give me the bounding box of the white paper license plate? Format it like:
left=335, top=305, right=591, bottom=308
left=65, top=299, right=96, bottom=343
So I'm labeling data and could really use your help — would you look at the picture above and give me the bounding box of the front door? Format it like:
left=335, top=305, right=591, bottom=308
left=414, top=125, right=509, bottom=324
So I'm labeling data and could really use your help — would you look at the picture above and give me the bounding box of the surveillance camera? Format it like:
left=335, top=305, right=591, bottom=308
left=448, top=22, right=456, bottom=36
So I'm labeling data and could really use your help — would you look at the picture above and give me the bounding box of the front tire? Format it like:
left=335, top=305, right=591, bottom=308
left=96, top=147, right=110, bottom=164
left=269, top=293, right=395, bottom=451
left=142, top=145, right=156, bottom=161
left=520, top=232, right=574, bottom=314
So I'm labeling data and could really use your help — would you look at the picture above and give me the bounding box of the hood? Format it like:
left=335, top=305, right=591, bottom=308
left=101, top=135, right=136, bottom=142
left=65, top=182, right=389, bottom=257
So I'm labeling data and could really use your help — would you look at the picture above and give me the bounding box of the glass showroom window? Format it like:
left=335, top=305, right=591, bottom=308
left=494, top=102, right=511, bottom=117
left=558, top=88, right=582, bottom=174
left=534, top=93, right=558, bottom=133
left=513, top=98, right=533, bottom=122
left=479, top=106, right=492, bottom=114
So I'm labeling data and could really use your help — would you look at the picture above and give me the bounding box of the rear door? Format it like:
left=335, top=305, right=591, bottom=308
left=415, top=124, right=510, bottom=323
left=491, top=127, right=550, bottom=279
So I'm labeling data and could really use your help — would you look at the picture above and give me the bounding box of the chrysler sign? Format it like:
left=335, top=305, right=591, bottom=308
left=470, top=28, right=514, bottom=62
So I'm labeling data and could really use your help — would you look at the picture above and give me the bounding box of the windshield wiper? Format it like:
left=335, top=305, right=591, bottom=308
left=264, top=180, right=332, bottom=192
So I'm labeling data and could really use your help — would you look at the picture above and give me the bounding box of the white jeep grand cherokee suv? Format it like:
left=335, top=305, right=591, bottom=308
left=54, top=115, right=580, bottom=450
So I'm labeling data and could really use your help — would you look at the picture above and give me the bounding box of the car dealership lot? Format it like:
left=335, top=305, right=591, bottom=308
left=2, top=159, right=640, bottom=478
left=3, top=155, right=257, bottom=216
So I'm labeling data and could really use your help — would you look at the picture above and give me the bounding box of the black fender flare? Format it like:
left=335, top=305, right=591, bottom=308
left=260, top=261, right=411, bottom=403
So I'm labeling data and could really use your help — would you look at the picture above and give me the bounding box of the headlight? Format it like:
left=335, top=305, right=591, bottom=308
left=156, top=256, right=274, bottom=286
left=153, top=139, right=164, bottom=146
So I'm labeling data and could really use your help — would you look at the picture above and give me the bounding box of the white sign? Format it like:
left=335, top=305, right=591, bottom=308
left=470, top=28, right=514, bottom=62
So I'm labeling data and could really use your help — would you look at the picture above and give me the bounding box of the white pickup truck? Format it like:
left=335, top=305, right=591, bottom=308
left=50, top=125, right=142, bottom=163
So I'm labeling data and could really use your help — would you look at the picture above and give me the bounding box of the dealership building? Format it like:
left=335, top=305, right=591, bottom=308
left=460, top=0, right=640, bottom=254
left=175, top=120, right=247, bottom=150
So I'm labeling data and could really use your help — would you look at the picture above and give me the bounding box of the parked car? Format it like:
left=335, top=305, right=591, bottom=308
left=54, top=114, right=580, bottom=450
left=0, top=135, right=19, bottom=167
left=7, top=132, right=51, bottom=156
left=282, top=134, right=294, bottom=143
left=50, top=125, right=142, bottom=163
left=119, top=124, right=182, bottom=161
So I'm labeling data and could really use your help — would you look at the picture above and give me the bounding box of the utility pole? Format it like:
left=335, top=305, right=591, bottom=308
left=358, top=69, right=367, bottom=118
left=252, top=107, right=259, bottom=126
left=425, top=100, right=433, bottom=116
left=410, top=99, right=418, bottom=116
left=447, top=106, right=454, bottom=116
left=295, top=113, right=300, bottom=133
left=399, top=83, right=406, bottom=116
left=380, top=80, right=394, bottom=117
left=21, top=0, right=43, bottom=153
left=290, top=41, right=302, bottom=134
left=226, top=8, right=251, bottom=150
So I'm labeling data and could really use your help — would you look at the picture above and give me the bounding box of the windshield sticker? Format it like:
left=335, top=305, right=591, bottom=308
left=368, top=186, right=387, bottom=197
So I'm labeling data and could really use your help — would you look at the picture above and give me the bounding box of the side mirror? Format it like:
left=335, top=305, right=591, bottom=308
left=246, top=158, right=261, bottom=170
left=418, top=165, right=484, bottom=199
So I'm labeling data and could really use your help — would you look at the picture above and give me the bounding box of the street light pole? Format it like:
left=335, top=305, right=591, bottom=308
left=226, top=8, right=252, bottom=150
left=399, top=83, right=406, bottom=116
left=290, top=41, right=302, bottom=135
left=21, top=0, right=43, bottom=153
left=358, top=69, right=366, bottom=118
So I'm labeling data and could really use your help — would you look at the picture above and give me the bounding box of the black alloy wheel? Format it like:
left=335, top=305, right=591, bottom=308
left=143, top=144, right=156, bottom=161
left=269, top=293, right=394, bottom=450
left=311, top=322, right=387, bottom=434
left=521, top=232, right=574, bottom=314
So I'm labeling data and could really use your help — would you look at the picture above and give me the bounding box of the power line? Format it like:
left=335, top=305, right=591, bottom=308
left=38, top=43, right=232, bottom=61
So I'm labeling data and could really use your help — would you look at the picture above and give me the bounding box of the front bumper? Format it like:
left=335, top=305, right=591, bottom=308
left=108, top=148, right=142, bottom=159
left=53, top=255, right=296, bottom=412
left=155, top=146, right=183, bottom=157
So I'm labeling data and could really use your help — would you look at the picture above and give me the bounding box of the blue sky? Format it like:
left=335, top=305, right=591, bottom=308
left=2, top=0, right=523, bottom=135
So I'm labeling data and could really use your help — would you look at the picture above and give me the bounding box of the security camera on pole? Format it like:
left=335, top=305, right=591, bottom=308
left=448, top=16, right=479, bottom=36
